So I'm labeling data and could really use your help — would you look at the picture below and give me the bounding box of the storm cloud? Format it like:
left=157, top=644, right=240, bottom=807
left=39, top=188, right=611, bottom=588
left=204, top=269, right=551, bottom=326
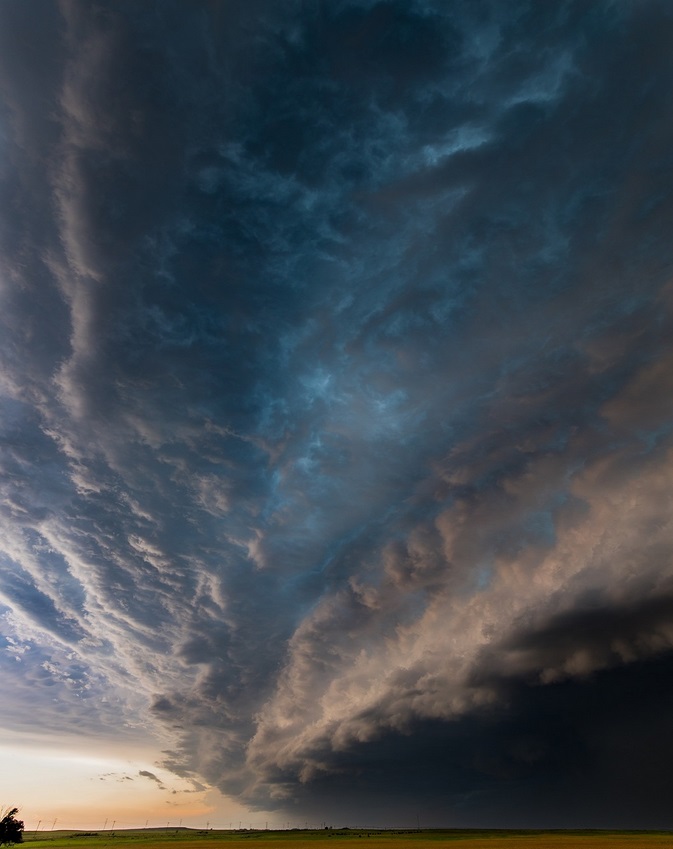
left=2, top=0, right=673, bottom=827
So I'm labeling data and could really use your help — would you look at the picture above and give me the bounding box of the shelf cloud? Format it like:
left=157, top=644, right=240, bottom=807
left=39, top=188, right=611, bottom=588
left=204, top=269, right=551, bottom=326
left=1, top=0, right=673, bottom=827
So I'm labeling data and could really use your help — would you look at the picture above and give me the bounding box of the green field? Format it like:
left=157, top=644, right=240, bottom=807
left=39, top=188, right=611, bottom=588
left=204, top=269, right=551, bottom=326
left=19, top=829, right=673, bottom=849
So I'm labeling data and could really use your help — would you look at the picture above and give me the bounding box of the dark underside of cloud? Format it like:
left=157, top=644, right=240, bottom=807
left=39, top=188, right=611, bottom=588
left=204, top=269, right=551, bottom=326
left=2, top=0, right=673, bottom=827
left=279, top=651, right=673, bottom=828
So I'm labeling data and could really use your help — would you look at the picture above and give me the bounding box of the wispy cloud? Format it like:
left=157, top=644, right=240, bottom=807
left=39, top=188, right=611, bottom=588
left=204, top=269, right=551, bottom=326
left=138, top=771, right=166, bottom=791
left=0, top=0, right=673, bottom=828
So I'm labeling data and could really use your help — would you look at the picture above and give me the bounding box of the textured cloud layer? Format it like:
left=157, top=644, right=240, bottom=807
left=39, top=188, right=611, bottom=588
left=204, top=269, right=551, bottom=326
left=2, top=0, right=673, bottom=827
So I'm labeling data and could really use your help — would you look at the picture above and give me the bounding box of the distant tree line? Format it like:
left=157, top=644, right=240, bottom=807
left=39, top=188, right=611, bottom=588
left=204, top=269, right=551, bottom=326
left=0, top=808, right=23, bottom=845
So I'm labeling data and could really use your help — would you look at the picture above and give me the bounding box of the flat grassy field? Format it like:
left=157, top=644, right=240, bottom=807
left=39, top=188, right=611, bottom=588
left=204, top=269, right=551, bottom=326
left=19, top=829, right=673, bottom=849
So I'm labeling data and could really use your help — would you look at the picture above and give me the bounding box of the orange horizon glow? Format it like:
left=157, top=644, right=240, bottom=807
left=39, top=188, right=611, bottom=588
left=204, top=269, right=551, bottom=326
left=0, top=744, right=268, bottom=832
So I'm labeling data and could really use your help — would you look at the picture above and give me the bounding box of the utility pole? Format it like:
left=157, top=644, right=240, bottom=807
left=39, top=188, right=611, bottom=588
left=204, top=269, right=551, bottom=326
left=34, top=821, right=41, bottom=836
left=51, top=819, right=57, bottom=831
left=103, top=819, right=108, bottom=831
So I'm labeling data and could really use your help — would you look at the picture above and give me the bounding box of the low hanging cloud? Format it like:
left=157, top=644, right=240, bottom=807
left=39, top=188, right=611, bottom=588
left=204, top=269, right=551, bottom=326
left=138, top=771, right=166, bottom=790
left=1, top=0, right=673, bottom=828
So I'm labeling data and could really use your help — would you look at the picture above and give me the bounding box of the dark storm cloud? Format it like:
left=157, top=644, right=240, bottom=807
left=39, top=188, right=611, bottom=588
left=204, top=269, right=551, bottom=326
left=472, top=595, right=673, bottom=689
left=1, top=0, right=673, bottom=827
left=266, top=652, right=673, bottom=828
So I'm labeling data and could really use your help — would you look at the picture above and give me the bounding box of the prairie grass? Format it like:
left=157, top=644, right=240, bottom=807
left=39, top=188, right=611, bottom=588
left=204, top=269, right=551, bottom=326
left=21, top=829, right=673, bottom=849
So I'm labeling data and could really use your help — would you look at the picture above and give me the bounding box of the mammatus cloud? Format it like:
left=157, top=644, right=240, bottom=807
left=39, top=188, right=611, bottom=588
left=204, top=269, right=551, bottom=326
left=1, top=0, right=673, bottom=827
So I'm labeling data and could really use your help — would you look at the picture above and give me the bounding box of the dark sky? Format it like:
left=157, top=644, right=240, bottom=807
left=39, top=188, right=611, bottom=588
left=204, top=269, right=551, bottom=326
left=2, top=0, right=673, bottom=828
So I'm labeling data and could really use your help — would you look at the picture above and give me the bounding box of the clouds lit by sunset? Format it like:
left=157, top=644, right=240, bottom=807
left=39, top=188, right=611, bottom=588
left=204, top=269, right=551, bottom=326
left=2, top=0, right=673, bottom=829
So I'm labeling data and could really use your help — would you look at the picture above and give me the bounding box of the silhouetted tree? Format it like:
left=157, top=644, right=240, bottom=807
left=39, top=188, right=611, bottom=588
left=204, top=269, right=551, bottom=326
left=0, top=809, right=23, bottom=844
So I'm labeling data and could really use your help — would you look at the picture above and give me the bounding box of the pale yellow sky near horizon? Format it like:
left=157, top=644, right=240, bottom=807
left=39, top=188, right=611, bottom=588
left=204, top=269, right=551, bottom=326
left=0, top=744, right=272, bottom=831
